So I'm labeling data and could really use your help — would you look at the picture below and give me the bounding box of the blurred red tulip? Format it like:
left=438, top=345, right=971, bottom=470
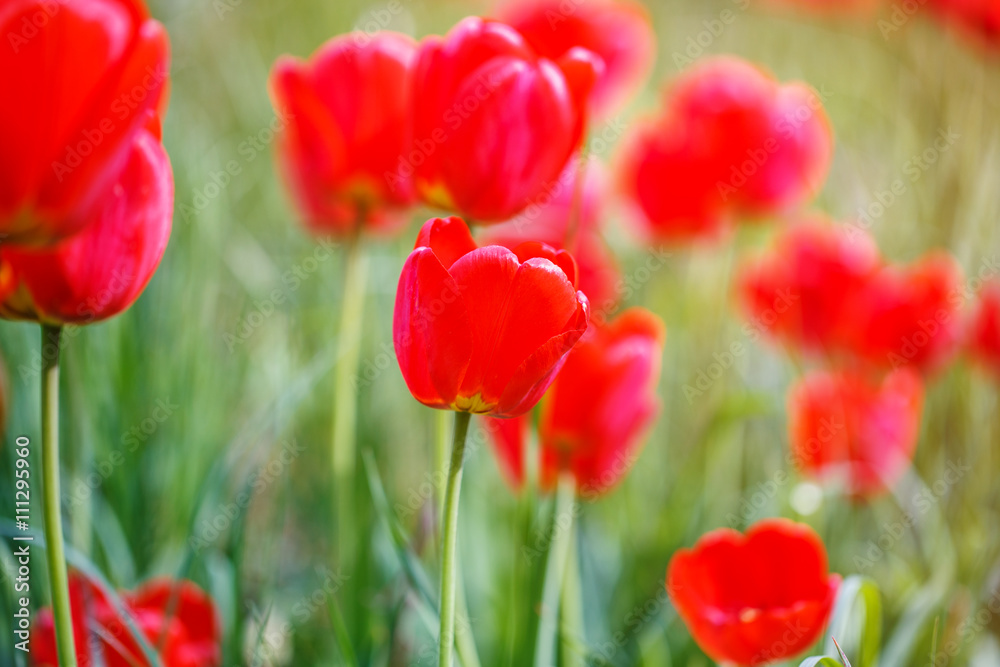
left=270, top=32, right=418, bottom=237
left=846, top=252, right=963, bottom=372
left=968, top=279, right=1000, bottom=376
left=497, top=0, right=655, bottom=116
left=738, top=217, right=881, bottom=354
left=479, top=158, right=621, bottom=311
left=620, top=57, right=832, bottom=243
left=488, top=308, right=664, bottom=495
left=668, top=519, right=840, bottom=666
left=927, top=0, right=1000, bottom=51
left=32, top=572, right=221, bottom=667
left=406, top=17, right=601, bottom=222
left=394, top=216, right=589, bottom=417
left=788, top=368, right=924, bottom=498
left=0, top=0, right=169, bottom=245
left=0, top=129, right=172, bottom=325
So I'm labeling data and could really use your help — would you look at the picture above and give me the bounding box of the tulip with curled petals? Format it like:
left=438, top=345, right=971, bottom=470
left=489, top=308, right=664, bottom=496
left=269, top=32, right=417, bottom=236
left=619, top=57, right=832, bottom=243
left=31, top=572, right=221, bottom=667
left=788, top=368, right=924, bottom=499
left=497, top=0, right=655, bottom=116
left=405, top=17, right=601, bottom=222
left=0, top=129, right=172, bottom=325
left=737, top=216, right=881, bottom=355
left=968, top=280, right=1000, bottom=377
left=0, top=0, right=169, bottom=245
left=667, top=519, right=840, bottom=666
left=394, top=216, right=590, bottom=418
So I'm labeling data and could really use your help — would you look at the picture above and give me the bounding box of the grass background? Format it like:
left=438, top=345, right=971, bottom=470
left=2, top=0, right=1000, bottom=664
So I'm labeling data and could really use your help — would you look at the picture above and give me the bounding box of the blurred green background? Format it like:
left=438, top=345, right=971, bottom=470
left=2, top=0, right=1000, bottom=664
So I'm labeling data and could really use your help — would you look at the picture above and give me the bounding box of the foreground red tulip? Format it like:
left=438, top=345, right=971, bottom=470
left=394, top=216, right=590, bottom=417
left=0, top=0, right=169, bottom=245
left=620, top=57, right=832, bottom=243
left=480, top=158, right=620, bottom=311
left=846, top=253, right=963, bottom=372
left=0, top=129, right=173, bottom=325
left=270, top=32, right=417, bottom=236
left=968, top=280, right=1000, bottom=376
left=788, top=368, right=924, bottom=498
left=405, top=17, right=600, bottom=222
left=927, top=0, right=1000, bottom=51
left=738, top=217, right=881, bottom=354
left=32, top=572, right=221, bottom=667
left=497, top=0, right=655, bottom=116
left=489, top=308, right=664, bottom=495
left=667, top=519, right=840, bottom=666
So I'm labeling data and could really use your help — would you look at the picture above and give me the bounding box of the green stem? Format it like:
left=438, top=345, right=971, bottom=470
left=435, top=409, right=450, bottom=528
left=560, top=525, right=584, bottom=667
left=333, top=236, right=368, bottom=549
left=41, top=324, right=77, bottom=666
left=534, top=473, right=577, bottom=667
left=439, top=411, right=471, bottom=667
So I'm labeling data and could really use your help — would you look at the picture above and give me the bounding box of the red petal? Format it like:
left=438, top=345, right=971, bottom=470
left=414, top=216, right=478, bottom=269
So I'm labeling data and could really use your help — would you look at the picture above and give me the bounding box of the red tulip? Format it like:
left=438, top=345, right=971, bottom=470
left=927, top=0, right=1000, bottom=51
left=405, top=17, right=601, bottom=222
left=0, top=129, right=172, bottom=325
left=479, top=158, right=621, bottom=311
left=738, top=217, right=881, bottom=354
left=619, top=57, right=832, bottom=243
left=968, top=279, right=1000, bottom=376
left=0, top=0, right=169, bottom=245
left=394, top=216, right=589, bottom=417
left=846, top=252, right=963, bottom=372
left=488, top=308, right=663, bottom=494
left=667, top=519, right=840, bottom=666
left=31, top=572, right=221, bottom=667
left=497, top=0, right=655, bottom=116
left=788, top=368, right=924, bottom=498
left=270, top=32, right=418, bottom=237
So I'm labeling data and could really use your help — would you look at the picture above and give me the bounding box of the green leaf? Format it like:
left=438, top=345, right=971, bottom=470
left=799, top=658, right=846, bottom=667
left=824, top=575, right=881, bottom=667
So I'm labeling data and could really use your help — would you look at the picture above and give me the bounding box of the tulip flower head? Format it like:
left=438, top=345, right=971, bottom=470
left=270, top=32, right=418, bottom=237
left=32, top=572, right=221, bottom=667
left=667, top=519, right=840, bottom=666
left=404, top=17, right=601, bottom=222
left=0, top=0, right=170, bottom=245
left=788, top=368, right=924, bottom=499
left=497, top=0, right=655, bottom=116
left=620, top=57, right=832, bottom=243
left=0, top=129, right=173, bottom=325
left=968, top=279, right=1000, bottom=376
left=394, top=216, right=590, bottom=417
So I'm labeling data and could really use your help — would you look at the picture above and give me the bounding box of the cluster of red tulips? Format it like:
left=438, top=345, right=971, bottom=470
left=3, top=0, right=1000, bottom=664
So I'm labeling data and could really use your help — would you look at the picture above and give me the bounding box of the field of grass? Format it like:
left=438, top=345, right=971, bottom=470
left=2, top=0, right=1000, bottom=665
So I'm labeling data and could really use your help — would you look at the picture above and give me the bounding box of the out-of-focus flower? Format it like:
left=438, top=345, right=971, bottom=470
left=846, top=252, right=964, bottom=372
left=0, top=129, right=172, bottom=325
left=0, top=0, right=169, bottom=245
left=270, top=32, right=418, bottom=237
left=619, top=57, right=832, bottom=243
left=788, top=368, right=924, bottom=498
left=927, top=0, right=1000, bottom=51
left=406, top=17, right=601, bottom=222
left=667, top=518, right=840, bottom=666
left=496, top=0, right=655, bottom=116
left=761, top=0, right=881, bottom=15
left=393, top=216, right=589, bottom=417
left=488, top=308, right=664, bottom=495
left=31, top=572, right=221, bottom=667
left=737, top=216, right=881, bottom=354
left=480, top=158, right=620, bottom=310
left=968, top=279, right=1000, bottom=376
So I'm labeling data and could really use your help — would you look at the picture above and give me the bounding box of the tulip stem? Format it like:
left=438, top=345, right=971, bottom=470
left=41, top=325, right=78, bottom=667
left=560, top=524, right=584, bottom=667
left=439, top=410, right=471, bottom=667
left=333, top=236, right=368, bottom=554
left=534, top=473, right=577, bottom=667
